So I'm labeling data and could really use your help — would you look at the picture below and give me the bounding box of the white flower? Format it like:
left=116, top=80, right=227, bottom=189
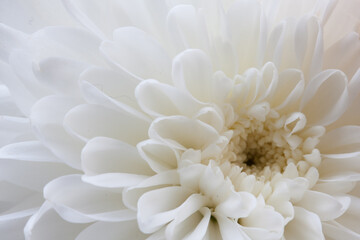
left=0, top=0, right=360, bottom=239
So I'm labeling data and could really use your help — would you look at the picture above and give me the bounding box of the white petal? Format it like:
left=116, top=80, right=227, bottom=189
left=271, top=69, right=304, bottom=112
left=297, top=191, right=350, bottom=221
left=24, top=202, right=89, bottom=240
left=166, top=4, right=209, bottom=52
left=0, top=214, right=29, bottom=240
left=0, top=0, right=77, bottom=33
left=137, top=139, right=179, bottom=172
left=300, top=69, right=349, bottom=126
left=166, top=208, right=211, bottom=240
left=81, top=137, right=153, bottom=176
left=313, top=181, right=356, bottom=195
left=122, top=170, right=180, bottom=210
left=336, top=195, right=360, bottom=235
left=194, top=107, right=225, bottom=133
left=64, top=104, right=150, bottom=145
left=62, top=0, right=130, bottom=39
left=319, top=154, right=360, bottom=182
left=44, top=175, right=135, bottom=223
left=137, top=186, right=192, bottom=233
left=0, top=84, right=22, bottom=116
left=226, top=0, right=262, bottom=72
left=149, top=116, right=219, bottom=150
left=323, top=221, right=360, bottom=240
left=34, top=57, right=87, bottom=96
left=0, top=141, right=59, bottom=163
left=318, top=126, right=360, bottom=154
left=265, top=20, right=297, bottom=71
left=295, top=16, right=323, bottom=79
left=30, top=95, right=84, bottom=169
left=76, top=221, right=147, bottom=240
left=0, top=158, right=76, bottom=191
left=0, top=116, right=33, bottom=147
left=0, top=61, right=37, bottom=116
left=241, top=205, right=285, bottom=240
left=172, top=49, right=214, bottom=102
left=82, top=173, right=148, bottom=189
left=284, top=207, right=325, bottom=240
left=100, top=27, right=171, bottom=83
left=199, top=165, right=226, bottom=200
left=324, top=32, right=360, bottom=79
left=8, top=50, right=48, bottom=98
left=214, top=213, right=251, bottom=240
left=80, top=66, right=141, bottom=110
left=30, top=26, right=103, bottom=65
left=0, top=24, right=27, bottom=61
left=135, top=79, right=204, bottom=118
left=215, top=190, right=256, bottom=219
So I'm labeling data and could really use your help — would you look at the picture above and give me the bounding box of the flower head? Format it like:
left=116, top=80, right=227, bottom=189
left=0, top=0, right=360, bottom=239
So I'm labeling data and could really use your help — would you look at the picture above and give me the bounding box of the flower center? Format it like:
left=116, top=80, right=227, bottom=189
left=219, top=105, right=324, bottom=182
left=225, top=117, right=288, bottom=177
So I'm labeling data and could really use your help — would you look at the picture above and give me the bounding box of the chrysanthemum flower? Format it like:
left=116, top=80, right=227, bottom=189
left=0, top=0, right=359, bottom=239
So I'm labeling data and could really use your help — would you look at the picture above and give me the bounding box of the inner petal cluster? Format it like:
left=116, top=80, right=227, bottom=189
left=219, top=106, right=324, bottom=183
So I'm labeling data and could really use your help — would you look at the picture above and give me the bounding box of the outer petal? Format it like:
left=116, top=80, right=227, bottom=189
left=75, top=221, right=148, bottom=240
left=296, top=191, right=350, bottom=221
left=137, top=186, right=193, bottom=233
left=44, top=175, right=135, bottom=223
left=24, top=202, right=89, bottom=240
left=135, top=79, right=204, bottom=118
left=172, top=49, right=214, bottom=102
left=300, top=69, right=349, bottom=126
left=148, top=116, right=220, bottom=150
left=64, top=104, right=150, bottom=145
left=100, top=27, right=171, bottom=83
left=30, top=95, right=84, bottom=169
left=284, top=207, right=325, bottom=240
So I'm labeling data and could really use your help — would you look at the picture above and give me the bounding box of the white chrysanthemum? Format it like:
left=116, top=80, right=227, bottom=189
left=0, top=0, right=360, bottom=239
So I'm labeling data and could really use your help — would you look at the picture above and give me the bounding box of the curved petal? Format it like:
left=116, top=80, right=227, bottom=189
left=34, top=57, right=87, bottom=96
left=24, top=202, right=89, bottom=240
left=296, top=191, right=350, bottom=221
left=64, top=104, right=150, bottom=145
left=215, top=190, right=256, bottom=219
left=166, top=4, right=209, bottom=52
left=0, top=158, right=76, bottom=191
left=241, top=204, right=285, bottom=240
left=29, top=26, right=103, bottom=65
left=172, top=49, right=214, bottom=102
left=318, top=126, right=360, bottom=154
left=324, top=32, right=360, bottom=79
left=122, top=170, right=180, bottom=210
left=300, top=69, right=349, bottom=126
left=284, top=207, right=325, bottom=240
left=323, top=221, right=360, bottom=240
left=80, top=66, right=141, bottom=111
left=226, top=0, right=263, bottom=72
left=0, top=24, right=28, bottom=61
left=75, top=220, right=148, bottom=240
left=0, top=141, right=59, bottom=163
left=100, top=27, right=171, bottom=83
left=44, top=175, right=135, bottom=223
left=137, top=139, right=179, bottom=173
left=214, top=213, right=251, bottom=240
left=137, top=186, right=192, bottom=233
left=148, top=116, right=219, bottom=150
left=0, top=0, right=77, bottom=33
left=62, top=0, right=130, bottom=39
left=81, top=137, right=153, bottom=176
left=30, top=95, right=84, bottom=169
left=166, top=207, right=211, bottom=240
left=135, top=79, right=204, bottom=118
